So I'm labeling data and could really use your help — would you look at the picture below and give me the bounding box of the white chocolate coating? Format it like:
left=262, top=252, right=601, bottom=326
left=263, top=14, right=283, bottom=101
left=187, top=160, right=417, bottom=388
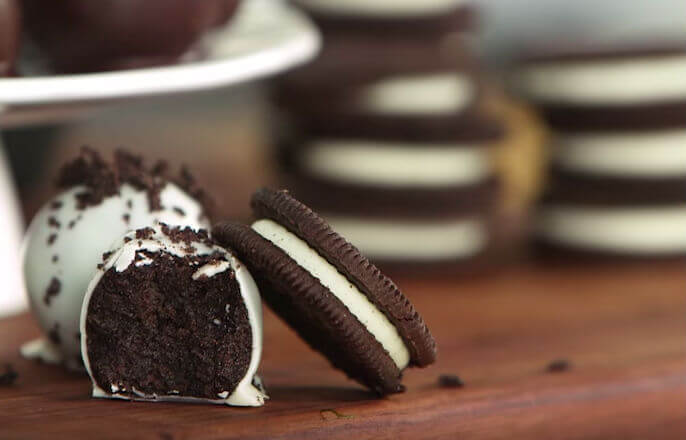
left=294, top=0, right=468, bottom=18
left=514, top=54, right=686, bottom=105
left=552, top=129, right=686, bottom=178
left=300, top=139, right=492, bottom=187
left=359, top=73, right=474, bottom=115
left=22, top=183, right=209, bottom=370
left=252, top=219, right=410, bottom=370
left=323, top=216, right=487, bottom=261
left=0, top=144, right=26, bottom=318
left=537, top=205, right=686, bottom=254
left=80, top=227, right=266, bottom=407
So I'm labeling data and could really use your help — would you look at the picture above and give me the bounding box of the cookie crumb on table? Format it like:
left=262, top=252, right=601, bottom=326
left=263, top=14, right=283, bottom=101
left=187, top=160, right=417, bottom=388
left=438, top=374, right=465, bottom=388
left=0, top=364, right=18, bottom=386
left=546, top=359, right=572, bottom=373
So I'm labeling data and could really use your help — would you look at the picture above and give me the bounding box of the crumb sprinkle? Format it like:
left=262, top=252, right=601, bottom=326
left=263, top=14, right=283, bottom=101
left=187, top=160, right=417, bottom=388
left=44, top=277, right=61, bottom=306
left=0, top=364, right=18, bottom=386
left=48, top=216, right=61, bottom=229
left=48, top=323, right=61, bottom=345
left=546, top=359, right=572, bottom=373
left=438, top=374, right=464, bottom=388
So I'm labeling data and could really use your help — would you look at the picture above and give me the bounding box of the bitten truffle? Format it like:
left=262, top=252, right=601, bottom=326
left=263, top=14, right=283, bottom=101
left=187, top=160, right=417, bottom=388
left=81, top=226, right=266, bottom=406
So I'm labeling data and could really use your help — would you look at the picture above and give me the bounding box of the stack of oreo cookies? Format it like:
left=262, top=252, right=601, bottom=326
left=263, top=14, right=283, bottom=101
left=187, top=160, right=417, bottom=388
left=514, top=43, right=686, bottom=258
left=273, top=0, right=505, bottom=271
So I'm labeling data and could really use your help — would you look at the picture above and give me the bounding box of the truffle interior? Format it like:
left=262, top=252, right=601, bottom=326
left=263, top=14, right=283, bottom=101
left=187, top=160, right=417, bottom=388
left=85, top=251, right=251, bottom=400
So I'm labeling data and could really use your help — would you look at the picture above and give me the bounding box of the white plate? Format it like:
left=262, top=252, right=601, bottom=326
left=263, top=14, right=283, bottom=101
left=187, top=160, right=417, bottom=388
left=0, top=0, right=320, bottom=128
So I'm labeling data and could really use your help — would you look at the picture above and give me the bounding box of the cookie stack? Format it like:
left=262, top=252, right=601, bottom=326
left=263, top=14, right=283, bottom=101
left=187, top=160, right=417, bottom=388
left=273, top=1, right=504, bottom=271
left=514, top=44, right=686, bottom=258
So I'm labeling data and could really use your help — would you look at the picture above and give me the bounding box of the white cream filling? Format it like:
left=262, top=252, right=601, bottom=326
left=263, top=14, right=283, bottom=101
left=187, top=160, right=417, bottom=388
left=515, top=55, right=686, bottom=104
left=294, top=0, right=468, bottom=17
left=300, top=139, right=492, bottom=187
left=359, top=73, right=474, bottom=115
left=552, top=130, right=686, bottom=177
left=537, top=205, right=686, bottom=254
left=251, top=219, right=410, bottom=370
left=324, top=216, right=487, bottom=261
left=81, top=228, right=266, bottom=407
left=193, top=261, right=232, bottom=280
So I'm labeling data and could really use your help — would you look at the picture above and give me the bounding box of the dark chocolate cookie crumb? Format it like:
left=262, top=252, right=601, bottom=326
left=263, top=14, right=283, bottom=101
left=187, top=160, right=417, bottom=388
left=68, top=219, right=76, bottom=229
left=173, top=206, right=186, bottom=216
left=546, top=359, right=572, bottom=373
left=160, top=223, right=212, bottom=247
left=126, top=199, right=133, bottom=209
left=175, top=166, right=215, bottom=221
left=0, top=365, right=18, bottom=386
left=55, top=147, right=211, bottom=216
left=48, top=216, right=61, bottom=229
left=50, top=201, right=63, bottom=210
left=438, top=374, right=465, bottom=388
left=122, top=213, right=130, bottom=224
left=48, top=324, right=61, bottom=345
left=135, top=227, right=155, bottom=240
left=52, top=255, right=59, bottom=263
left=47, top=234, right=57, bottom=245
left=44, top=277, right=61, bottom=306
left=57, top=147, right=118, bottom=209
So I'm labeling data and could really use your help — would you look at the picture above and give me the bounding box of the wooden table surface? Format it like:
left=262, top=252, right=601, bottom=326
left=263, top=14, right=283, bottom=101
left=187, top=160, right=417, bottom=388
left=1, top=261, right=684, bottom=439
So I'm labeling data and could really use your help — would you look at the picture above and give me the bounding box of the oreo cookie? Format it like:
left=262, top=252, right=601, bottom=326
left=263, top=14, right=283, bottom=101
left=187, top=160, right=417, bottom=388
left=513, top=43, right=686, bottom=131
left=213, top=188, right=436, bottom=394
left=536, top=172, right=686, bottom=257
left=277, top=32, right=479, bottom=93
left=274, top=32, right=484, bottom=129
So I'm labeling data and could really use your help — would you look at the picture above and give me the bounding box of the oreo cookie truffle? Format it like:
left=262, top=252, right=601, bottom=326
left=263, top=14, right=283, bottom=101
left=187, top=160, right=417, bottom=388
left=512, top=43, right=686, bottom=131
left=20, top=0, right=241, bottom=73
left=22, top=148, right=211, bottom=370
left=0, top=0, right=20, bottom=76
left=213, top=188, right=436, bottom=394
left=81, top=225, right=266, bottom=406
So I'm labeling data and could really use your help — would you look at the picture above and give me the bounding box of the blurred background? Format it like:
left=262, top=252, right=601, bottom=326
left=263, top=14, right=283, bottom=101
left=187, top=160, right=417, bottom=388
left=2, top=0, right=686, bottom=316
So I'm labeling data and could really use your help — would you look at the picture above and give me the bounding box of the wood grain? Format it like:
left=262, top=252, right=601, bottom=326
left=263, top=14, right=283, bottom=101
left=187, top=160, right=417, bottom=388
left=1, top=261, right=684, bottom=439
